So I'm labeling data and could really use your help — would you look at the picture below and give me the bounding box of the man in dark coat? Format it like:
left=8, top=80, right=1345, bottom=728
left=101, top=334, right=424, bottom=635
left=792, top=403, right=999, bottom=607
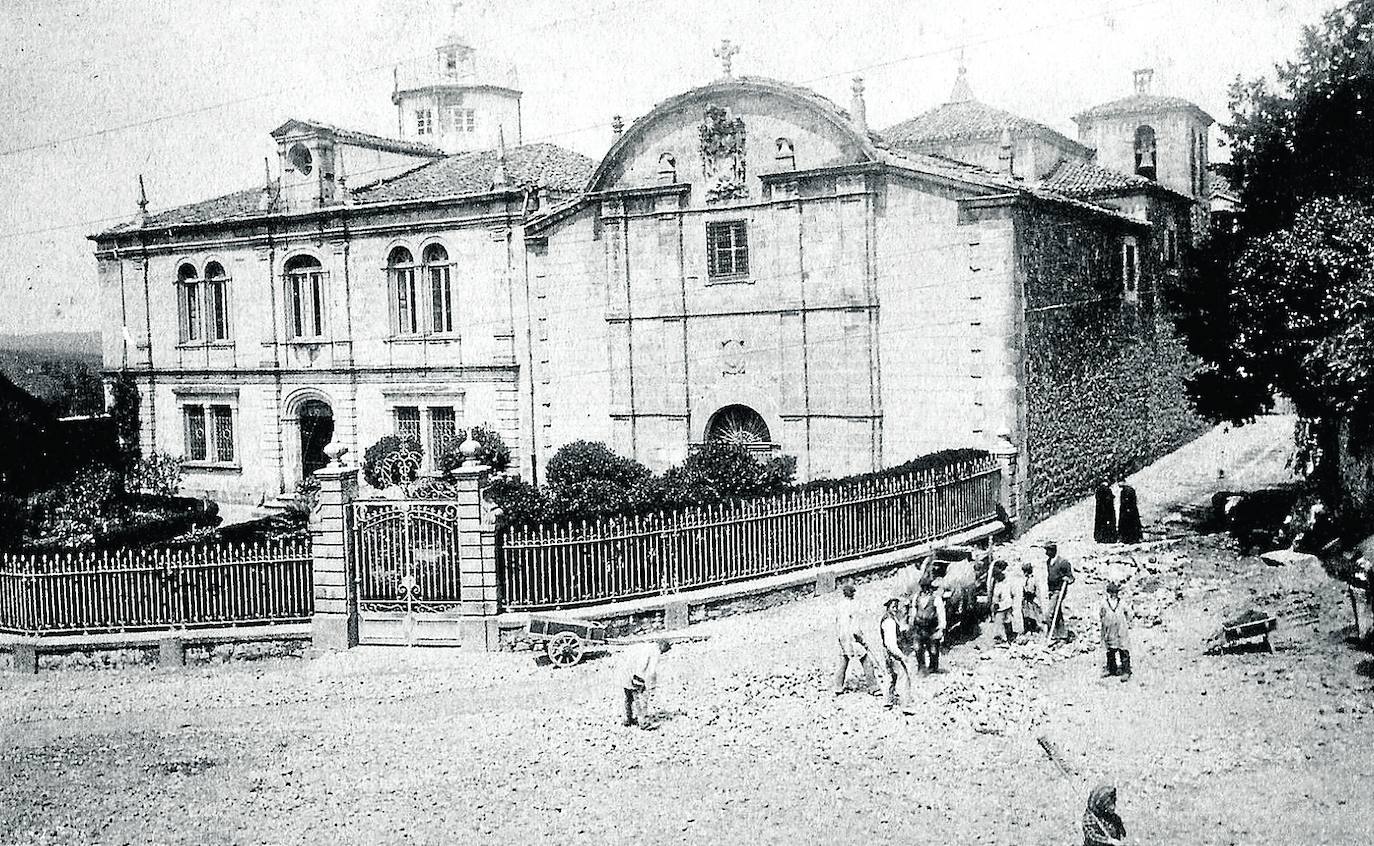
left=1044, top=541, right=1075, bottom=641
left=1093, top=483, right=1118, bottom=543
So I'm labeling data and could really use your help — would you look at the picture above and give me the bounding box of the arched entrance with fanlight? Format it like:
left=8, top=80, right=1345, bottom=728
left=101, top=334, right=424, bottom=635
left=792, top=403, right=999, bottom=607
left=281, top=388, right=336, bottom=486
left=705, top=404, right=773, bottom=450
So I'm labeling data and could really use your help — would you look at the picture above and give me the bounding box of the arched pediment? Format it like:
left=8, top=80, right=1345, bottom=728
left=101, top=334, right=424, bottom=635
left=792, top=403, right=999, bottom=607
left=586, top=77, right=879, bottom=197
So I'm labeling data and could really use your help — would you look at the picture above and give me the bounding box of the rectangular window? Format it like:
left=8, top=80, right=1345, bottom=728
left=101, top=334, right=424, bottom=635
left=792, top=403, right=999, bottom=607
left=206, top=277, right=230, bottom=341
left=430, top=406, right=457, bottom=459
left=416, top=109, right=433, bottom=136
left=1122, top=241, right=1140, bottom=299
left=391, top=267, right=419, bottom=335
left=429, top=264, right=453, bottom=333
left=178, top=282, right=202, bottom=343
left=707, top=220, right=749, bottom=279
left=184, top=404, right=206, bottom=461
left=285, top=270, right=326, bottom=338
left=395, top=406, right=421, bottom=442
left=1164, top=229, right=1178, bottom=266
left=446, top=106, right=476, bottom=133
left=210, top=405, right=235, bottom=462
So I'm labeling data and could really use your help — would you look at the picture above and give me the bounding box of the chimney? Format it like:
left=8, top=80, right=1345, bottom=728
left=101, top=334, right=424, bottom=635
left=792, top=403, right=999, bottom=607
left=137, top=175, right=150, bottom=225
left=493, top=127, right=510, bottom=189
left=1134, top=67, right=1154, bottom=95
left=257, top=158, right=274, bottom=212
left=851, top=77, right=868, bottom=133
left=998, top=128, right=1015, bottom=176
left=948, top=62, right=974, bottom=103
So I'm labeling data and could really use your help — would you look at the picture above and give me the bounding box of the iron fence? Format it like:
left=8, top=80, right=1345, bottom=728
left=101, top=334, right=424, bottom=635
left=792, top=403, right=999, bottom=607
left=500, top=460, right=1002, bottom=611
left=0, top=538, right=313, bottom=637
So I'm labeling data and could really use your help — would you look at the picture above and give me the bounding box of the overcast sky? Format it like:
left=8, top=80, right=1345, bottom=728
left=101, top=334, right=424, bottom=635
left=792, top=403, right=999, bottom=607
left=0, top=0, right=1340, bottom=337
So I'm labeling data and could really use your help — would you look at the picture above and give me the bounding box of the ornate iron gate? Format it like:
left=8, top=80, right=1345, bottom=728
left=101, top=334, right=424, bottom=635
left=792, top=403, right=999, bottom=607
left=352, top=500, right=464, bottom=645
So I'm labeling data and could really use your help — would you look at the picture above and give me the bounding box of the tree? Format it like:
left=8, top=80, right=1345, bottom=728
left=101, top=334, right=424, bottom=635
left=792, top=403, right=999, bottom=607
left=1170, top=3, right=1374, bottom=427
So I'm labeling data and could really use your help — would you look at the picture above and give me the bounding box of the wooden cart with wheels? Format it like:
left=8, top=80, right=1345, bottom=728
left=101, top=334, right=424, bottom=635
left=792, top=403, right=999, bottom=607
left=1221, top=610, right=1278, bottom=652
left=525, top=615, right=610, bottom=667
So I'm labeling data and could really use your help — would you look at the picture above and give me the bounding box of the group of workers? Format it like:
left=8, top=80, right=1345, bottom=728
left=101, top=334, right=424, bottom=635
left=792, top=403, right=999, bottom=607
left=833, top=540, right=1137, bottom=705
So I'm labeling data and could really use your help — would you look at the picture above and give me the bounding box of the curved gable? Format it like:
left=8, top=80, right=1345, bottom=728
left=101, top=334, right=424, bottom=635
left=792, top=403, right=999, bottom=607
left=586, top=78, right=878, bottom=198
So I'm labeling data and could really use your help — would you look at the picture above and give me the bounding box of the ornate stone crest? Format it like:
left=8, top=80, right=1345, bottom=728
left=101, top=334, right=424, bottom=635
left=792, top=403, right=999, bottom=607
left=721, top=338, right=746, bottom=375
left=700, top=105, right=748, bottom=202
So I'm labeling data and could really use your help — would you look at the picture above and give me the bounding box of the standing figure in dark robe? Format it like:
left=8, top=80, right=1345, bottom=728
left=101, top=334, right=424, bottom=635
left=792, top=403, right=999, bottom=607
left=1117, top=483, right=1143, bottom=544
left=1082, top=783, right=1127, bottom=846
left=1094, top=483, right=1118, bottom=544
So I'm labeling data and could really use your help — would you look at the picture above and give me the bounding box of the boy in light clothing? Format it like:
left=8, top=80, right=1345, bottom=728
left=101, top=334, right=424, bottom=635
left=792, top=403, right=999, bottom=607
left=620, top=640, right=670, bottom=727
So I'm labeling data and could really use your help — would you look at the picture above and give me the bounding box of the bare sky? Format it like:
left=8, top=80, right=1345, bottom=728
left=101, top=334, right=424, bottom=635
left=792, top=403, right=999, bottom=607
left=0, top=0, right=1339, bottom=337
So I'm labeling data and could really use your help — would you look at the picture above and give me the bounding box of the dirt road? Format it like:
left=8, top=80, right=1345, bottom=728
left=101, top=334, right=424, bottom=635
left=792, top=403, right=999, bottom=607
left=2, top=416, right=1371, bottom=845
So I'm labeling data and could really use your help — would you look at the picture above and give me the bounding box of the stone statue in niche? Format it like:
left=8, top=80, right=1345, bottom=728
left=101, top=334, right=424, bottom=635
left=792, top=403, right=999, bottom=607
left=700, top=105, right=748, bottom=202
left=721, top=338, right=746, bottom=375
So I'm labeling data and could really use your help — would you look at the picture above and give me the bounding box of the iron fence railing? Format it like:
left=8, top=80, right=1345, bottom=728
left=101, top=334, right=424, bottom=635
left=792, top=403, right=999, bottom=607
left=500, top=460, right=1002, bottom=611
left=0, top=538, right=312, bottom=637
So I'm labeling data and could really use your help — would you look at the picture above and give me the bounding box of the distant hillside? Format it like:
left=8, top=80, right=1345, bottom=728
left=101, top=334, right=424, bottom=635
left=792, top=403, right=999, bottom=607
left=0, top=347, right=104, bottom=417
left=0, top=331, right=101, bottom=356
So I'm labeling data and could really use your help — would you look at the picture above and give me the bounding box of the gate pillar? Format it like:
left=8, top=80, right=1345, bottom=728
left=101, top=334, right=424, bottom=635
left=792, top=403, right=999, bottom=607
left=452, top=461, right=500, bottom=651
left=991, top=429, right=1022, bottom=534
left=311, top=443, right=359, bottom=651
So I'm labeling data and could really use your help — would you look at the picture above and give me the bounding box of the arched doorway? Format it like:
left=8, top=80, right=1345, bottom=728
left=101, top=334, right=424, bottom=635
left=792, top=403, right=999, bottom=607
left=705, top=404, right=772, bottom=446
left=299, top=399, right=334, bottom=479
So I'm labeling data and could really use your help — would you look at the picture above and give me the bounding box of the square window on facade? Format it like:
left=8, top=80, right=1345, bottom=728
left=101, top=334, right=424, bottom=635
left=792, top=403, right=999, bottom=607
left=416, top=109, right=433, bottom=136
left=1122, top=241, right=1140, bottom=298
left=707, top=220, right=749, bottom=279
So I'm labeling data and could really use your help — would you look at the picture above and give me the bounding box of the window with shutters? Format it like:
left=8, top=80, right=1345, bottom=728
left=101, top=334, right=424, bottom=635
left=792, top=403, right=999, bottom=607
left=423, top=243, right=454, bottom=334
left=706, top=220, right=749, bottom=279
left=204, top=261, right=231, bottom=341
left=176, top=263, right=202, bottom=343
left=387, top=247, right=420, bottom=336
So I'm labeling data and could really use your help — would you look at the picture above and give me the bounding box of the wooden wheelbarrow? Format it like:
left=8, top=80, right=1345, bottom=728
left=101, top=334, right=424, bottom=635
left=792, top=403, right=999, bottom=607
left=1209, top=610, right=1278, bottom=653
left=525, top=614, right=611, bottom=667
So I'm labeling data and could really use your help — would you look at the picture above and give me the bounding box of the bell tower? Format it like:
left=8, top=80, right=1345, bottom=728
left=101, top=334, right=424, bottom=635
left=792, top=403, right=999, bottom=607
left=392, top=35, right=523, bottom=154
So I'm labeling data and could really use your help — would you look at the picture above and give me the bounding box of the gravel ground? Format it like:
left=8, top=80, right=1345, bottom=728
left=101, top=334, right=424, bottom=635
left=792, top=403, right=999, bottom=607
left=3, top=416, right=1373, bottom=845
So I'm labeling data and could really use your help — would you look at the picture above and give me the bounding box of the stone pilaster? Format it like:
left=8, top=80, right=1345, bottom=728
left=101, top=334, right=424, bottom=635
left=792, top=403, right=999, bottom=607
left=311, top=445, right=359, bottom=651
left=991, top=430, right=1022, bottom=533
left=451, top=462, right=501, bottom=650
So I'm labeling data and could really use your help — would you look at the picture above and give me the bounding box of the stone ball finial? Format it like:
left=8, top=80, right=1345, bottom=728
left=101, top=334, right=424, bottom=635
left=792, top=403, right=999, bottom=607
left=458, top=434, right=482, bottom=463
left=324, top=442, right=348, bottom=466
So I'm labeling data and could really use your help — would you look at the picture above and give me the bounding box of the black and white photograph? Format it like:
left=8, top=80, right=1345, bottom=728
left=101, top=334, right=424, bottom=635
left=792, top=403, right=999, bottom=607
left=1, top=1, right=1372, bottom=842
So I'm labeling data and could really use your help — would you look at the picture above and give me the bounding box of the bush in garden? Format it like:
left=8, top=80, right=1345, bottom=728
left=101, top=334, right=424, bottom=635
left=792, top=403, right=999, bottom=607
left=40, top=467, right=127, bottom=545
left=125, top=451, right=183, bottom=497
left=545, top=441, right=651, bottom=490
left=109, top=371, right=141, bottom=468
left=362, top=435, right=424, bottom=489
left=655, top=444, right=798, bottom=508
left=438, top=424, right=512, bottom=473
left=0, top=491, right=25, bottom=549
left=485, top=476, right=551, bottom=528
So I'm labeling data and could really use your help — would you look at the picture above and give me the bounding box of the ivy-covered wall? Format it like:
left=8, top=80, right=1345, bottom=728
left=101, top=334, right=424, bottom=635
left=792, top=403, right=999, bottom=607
left=1020, top=207, right=1207, bottom=522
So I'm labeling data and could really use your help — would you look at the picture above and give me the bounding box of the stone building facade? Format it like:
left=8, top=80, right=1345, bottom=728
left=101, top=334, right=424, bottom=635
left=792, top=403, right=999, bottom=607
left=92, top=44, right=1209, bottom=526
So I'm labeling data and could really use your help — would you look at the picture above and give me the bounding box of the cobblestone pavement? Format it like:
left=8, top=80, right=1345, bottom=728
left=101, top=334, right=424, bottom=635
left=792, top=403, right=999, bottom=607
left=3, top=417, right=1373, bottom=845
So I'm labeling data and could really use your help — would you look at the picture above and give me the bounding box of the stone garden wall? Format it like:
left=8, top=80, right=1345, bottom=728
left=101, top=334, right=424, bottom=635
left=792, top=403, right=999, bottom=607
left=1020, top=210, right=1207, bottom=522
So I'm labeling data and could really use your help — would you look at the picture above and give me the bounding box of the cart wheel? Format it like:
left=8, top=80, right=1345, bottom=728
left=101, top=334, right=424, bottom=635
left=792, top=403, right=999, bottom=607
left=546, top=632, right=585, bottom=667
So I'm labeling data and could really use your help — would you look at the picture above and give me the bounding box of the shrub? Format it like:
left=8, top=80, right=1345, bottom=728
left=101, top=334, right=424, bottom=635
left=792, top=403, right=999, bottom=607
left=125, top=451, right=183, bottom=497
left=438, top=424, right=512, bottom=473
left=545, top=441, right=651, bottom=490
left=40, top=467, right=127, bottom=546
left=0, top=491, right=25, bottom=549
left=110, top=372, right=141, bottom=468
left=362, top=435, right=424, bottom=489
left=486, top=476, right=551, bottom=528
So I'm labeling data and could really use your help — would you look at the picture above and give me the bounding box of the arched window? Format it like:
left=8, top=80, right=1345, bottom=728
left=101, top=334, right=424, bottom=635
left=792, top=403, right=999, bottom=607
left=283, top=254, right=326, bottom=339
left=657, top=152, right=677, bottom=184
left=1133, top=125, right=1157, bottom=179
left=706, top=404, right=772, bottom=446
left=775, top=137, right=795, bottom=170
left=203, top=261, right=230, bottom=342
left=387, top=246, right=418, bottom=336
left=176, top=263, right=201, bottom=343
left=423, top=243, right=454, bottom=334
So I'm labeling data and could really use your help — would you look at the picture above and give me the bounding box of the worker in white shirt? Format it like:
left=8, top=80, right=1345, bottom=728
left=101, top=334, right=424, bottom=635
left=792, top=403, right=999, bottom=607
left=620, top=639, right=670, bottom=728
left=880, top=597, right=917, bottom=714
left=831, top=583, right=877, bottom=695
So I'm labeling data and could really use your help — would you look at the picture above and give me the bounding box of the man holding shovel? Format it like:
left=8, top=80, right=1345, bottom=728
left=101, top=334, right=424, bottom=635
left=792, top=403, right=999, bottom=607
left=1044, top=541, right=1075, bottom=642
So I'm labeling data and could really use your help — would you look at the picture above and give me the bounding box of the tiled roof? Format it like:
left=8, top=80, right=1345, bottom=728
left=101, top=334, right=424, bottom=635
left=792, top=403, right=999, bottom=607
left=100, top=186, right=275, bottom=235
left=353, top=143, right=595, bottom=202
left=882, top=100, right=1085, bottom=153
left=271, top=118, right=444, bottom=158
left=1074, top=94, right=1213, bottom=124
left=95, top=142, right=594, bottom=237
left=1208, top=169, right=1239, bottom=201
left=1040, top=159, right=1193, bottom=203
left=879, top=148, right=1144, bottom=224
